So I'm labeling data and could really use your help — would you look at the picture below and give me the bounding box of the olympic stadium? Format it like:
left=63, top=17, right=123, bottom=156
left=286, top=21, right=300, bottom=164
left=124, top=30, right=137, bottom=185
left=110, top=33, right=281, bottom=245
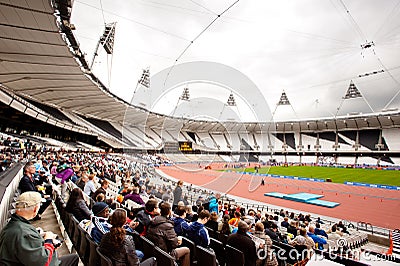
left=0, top=0, right=400, bottom=265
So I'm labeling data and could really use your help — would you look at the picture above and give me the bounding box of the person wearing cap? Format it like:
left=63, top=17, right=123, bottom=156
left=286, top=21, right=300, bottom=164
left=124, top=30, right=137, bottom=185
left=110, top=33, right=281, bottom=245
left=0, top=192, right=79, bottom=266
left=86, top=202, right=111, bottom=244
left=18, top=161, right=52, bottom=220
left=226, top=221, right=258, bottom=266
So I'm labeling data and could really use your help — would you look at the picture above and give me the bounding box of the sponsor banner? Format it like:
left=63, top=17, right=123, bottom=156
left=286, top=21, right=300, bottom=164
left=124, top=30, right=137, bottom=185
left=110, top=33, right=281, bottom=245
left=344, top=181, right=400, bottom=190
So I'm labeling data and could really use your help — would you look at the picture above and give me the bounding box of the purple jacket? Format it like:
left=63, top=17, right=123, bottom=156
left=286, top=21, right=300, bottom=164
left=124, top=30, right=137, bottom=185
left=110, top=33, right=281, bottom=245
left=56, top=168, right=74, bottom=184
left=124, top=193, right=145, bottom=206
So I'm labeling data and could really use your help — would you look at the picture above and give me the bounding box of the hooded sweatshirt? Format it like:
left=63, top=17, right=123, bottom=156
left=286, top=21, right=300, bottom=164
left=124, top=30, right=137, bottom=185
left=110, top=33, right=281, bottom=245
left=187, top=221, right=210, bottom=248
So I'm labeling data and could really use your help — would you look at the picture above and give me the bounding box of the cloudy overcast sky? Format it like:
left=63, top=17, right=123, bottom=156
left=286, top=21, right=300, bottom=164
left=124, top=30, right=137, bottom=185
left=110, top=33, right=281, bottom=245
left=70, top=0, right=400, bottom=122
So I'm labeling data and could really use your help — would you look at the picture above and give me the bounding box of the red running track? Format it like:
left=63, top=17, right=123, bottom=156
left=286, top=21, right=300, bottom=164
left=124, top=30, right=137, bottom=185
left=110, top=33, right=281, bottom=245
left=160, top=165, right=400, bottom=229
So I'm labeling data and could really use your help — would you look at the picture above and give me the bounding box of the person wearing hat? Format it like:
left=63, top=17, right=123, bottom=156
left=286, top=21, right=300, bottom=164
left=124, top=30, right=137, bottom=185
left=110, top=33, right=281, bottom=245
left=0, top=192, right=79, bottom=266
left=226, top=221, right=259, bottom=266
left=18, top=161, right=52, bottom=220
left=86, top=202, right=111, bottom=244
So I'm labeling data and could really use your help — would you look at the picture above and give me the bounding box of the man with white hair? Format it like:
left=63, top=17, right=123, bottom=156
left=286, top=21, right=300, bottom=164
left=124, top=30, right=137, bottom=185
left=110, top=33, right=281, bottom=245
left=307, top=224, right=327, bottom=250
left=0, top=191, right=79, bottom=265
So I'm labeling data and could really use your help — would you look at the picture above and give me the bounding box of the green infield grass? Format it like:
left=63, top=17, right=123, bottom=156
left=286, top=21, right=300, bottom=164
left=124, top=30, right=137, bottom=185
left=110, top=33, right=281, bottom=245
left=227, top=166, right=400, bottom=186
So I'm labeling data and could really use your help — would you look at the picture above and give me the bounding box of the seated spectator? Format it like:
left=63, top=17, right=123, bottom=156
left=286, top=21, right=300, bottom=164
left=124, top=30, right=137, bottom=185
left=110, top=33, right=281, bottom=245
left=76, top=172, right=88, bottom=191
left=253, top=222, right=278, bottom=266
left=87, top=202, right=111, bottom=244
left=161, top=189, right=172, bottom=202
left=327, top=225, right=342, bottom=242
left=228, top=211, right=241, bottom=227
left=147, top=202, right=190, bottom=266
left=0, top=191, right=79, bottom=265
left=118, top=182, right=130, bottom=196
left=307, top=224, right=327, bottom=250
left=124, top=187, right=145, bottom=206
left=244, top=210, right=256, bottom=226
left=92, top=179, right=109, bottom=201
left=18, top=161, right=51, bottom=220
left=226, top=221, right=259, bottom=266
left=135, top=199, right=159, bottom=236
left=205, top=211, right=219, bottom=232
left=96, top=193, right=106, bottom=203
left=99, top=209, right=155, bottom=266
left=287, top=220, right=298, bottom=237
left=219, top=214, right=232, bottom=235
left=185, top=205, right=194, bottom=221
left=83, top=174, right=96, bottom=197
left=265, top=222, right=281, bottom=242
left=195, top=195, right=205, bottom=206
left=281, top=217, right=289, bottom=228
left=171, top=206, right=190, bottom=237
left=187, top=210, right=211, bottom=248
left=65, top=187, right=91, bottom=222
left=289, top=228, right=315, bottom=250
left=314, top=223, right=328, bottom=238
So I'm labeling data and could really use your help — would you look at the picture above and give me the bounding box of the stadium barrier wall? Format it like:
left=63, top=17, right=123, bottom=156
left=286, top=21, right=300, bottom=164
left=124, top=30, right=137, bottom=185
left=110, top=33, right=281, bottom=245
left=0, top=163, right=24, bottom=232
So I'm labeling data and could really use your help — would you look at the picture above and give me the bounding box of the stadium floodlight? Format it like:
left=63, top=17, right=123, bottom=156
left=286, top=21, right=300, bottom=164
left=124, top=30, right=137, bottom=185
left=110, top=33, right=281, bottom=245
left=277, top=91, right=291, bottom=105
left=343, top=80, right=362, bottom=99
left=179, top=87, right=190, bottom=101
left=100, top=22, right=117, bottom=54
left=227, top=92, right=236, bottom=106
left=90, top=22, right=117, bottom=69
left=138, top=68, right=150, bottom=88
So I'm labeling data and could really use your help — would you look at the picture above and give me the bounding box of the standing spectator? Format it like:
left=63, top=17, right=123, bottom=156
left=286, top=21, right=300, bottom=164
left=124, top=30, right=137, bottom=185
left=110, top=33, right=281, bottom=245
left=208, top=193, right=220, bottom=214
left=147, top=202, right=190, bottom=266
left=173, top=180, right=183, bottom=210
left=0, top=191, right=79, bottom=265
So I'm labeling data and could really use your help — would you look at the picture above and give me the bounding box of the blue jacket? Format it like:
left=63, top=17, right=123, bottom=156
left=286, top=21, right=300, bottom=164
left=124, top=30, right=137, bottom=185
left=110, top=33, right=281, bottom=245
left=187, top=221, right=210, bottom=248
left=315, top=228, right=328, bottom=239
left=307, top=232, right=327, bottom=250
left=172, top=217, right=190, bottom=236
left=208, top=197, right=218, bottom=214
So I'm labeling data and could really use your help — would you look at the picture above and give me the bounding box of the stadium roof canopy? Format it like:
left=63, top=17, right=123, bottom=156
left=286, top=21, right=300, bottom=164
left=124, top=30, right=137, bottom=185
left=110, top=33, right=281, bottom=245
left=0, top=0, right=400, bottom=134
